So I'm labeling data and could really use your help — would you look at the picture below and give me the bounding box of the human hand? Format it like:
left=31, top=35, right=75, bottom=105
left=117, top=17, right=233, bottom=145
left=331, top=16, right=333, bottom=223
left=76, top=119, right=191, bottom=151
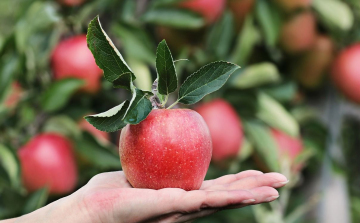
left=76, top=170, right=288, bottom=223
left=3, top=170, right=288, bottom=223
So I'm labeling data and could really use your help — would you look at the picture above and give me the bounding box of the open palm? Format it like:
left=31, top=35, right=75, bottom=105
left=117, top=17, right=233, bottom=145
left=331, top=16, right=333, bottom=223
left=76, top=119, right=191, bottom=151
left=76, top=170, right=288, bottom=223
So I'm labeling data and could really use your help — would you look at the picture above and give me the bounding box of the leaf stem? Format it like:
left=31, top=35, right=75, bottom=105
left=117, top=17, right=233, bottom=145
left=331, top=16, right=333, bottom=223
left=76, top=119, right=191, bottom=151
left=161, top=95, right=169, bottom=107
left=167, top=100, right=179, bottom=109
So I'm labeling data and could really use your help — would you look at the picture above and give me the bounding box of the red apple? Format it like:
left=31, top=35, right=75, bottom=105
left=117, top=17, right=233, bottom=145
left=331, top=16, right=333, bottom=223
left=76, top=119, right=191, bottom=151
left=273, top=0, right=312, bottom=12
left=57, top=0, right=85, bottom=7
left=228, top=0, right=255, bottom=30
left=332, top=44, right=360, bottom=104
left=18, top=133, right=78, bottom=194
left=271, top=129, right=303, bottom=171
left=79, top=118, right=110, bottom=144
left=294, top=35, right=334, bottom=89
left=279, top=12, right=316, bottom=54
left=119, top=109, right=212, bottom=191
left=179, top=0, right=226, bottom=24
left=2, top=82, right=23, bottom=109
left=195, top=99, right=243, bottom=163
left=51, top=35, right=103, bottom=93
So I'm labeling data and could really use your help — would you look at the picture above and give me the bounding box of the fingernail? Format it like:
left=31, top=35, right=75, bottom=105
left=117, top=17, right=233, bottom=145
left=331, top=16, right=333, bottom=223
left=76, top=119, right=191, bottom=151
left=241, top=199, right=256, bottom=204
left=272, top=180, right=289, bottom=187
left=265, top=195, right=279, bottom=202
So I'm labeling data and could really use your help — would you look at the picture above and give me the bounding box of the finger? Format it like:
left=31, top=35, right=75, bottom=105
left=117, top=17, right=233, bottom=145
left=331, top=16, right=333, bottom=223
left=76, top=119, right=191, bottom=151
left=206, top=172, right=288, bottom=191
left=87, top=171, right=132, bottom=188
left=201, top=170, right=264, bottom=189
left=249, top=186, right=280, bottom=204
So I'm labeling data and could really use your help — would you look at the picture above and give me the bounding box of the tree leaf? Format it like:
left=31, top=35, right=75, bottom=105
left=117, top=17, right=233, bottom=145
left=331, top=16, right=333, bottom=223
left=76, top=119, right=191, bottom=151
left=257, top=92, right=299, bottom=137
left=313, top=0, right=354, bottom=32
left=231, top=62, right=281, bottom=89
left=0, top=144, right=21, bottom=189
left=22, top=188, right=48, bottom=214
left=42, top=115, right=82, bottom=139
left=156, top=40, right=177, bottom=95
left=74, top=132, right=121, bottom=169
left=206, top=11, right=234, bottom=59
left=142, top=8, right=205, bottom=29
left=231, top=14, right=261, bottom=65
left=85, top=100, right=130, bottom=132
left=41, top=78, right=84, bottom=112
left=178, top=61, right=240, bottom=104
left=87, top=16, right=135, bottom=90
left=244, top=120, right=280, bottom=172
left=123, top=86, right=153, bottom=125
left=255, top=0, right=282, bottom=46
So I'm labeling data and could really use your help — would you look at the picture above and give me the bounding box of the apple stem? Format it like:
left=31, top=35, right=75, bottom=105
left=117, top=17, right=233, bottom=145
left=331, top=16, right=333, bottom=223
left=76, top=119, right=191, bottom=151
left=167, top=100, right=179, bottom=109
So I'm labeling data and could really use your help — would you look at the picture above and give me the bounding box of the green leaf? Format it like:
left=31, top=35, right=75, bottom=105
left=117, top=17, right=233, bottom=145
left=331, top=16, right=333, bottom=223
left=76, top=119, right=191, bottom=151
left=313, top=0, right=354, bottom=32
left=156, top=40, right=177, bottom=95
left=244, top=121, right=280, bottom=172
left=15, top=1, right=59, bottom=53
left=128, top=59, right=153, bottom=91
left=263, top=81, right=297, bottom=103
left=206, top=11, right=234, bottom=59
left=111, top=24, right=155, bottom=65
left=75, top=132, right=121, bottom=169
left=85, top=101, right=130, bottom=132
left=142, top=8, right=205, bottom=29
left=231, top=15, right=260, bottom=65
left=178, top=61, right=240, bottom=104
left=41, top=78, right=84, bottom=112
left=0, top=53, right=21, bottom=100
left=87, top=16, right=135, bottom=89
left=0, top=144, right=21, bottom=189
left=22, top=188, right=48, bottom=214
left=123, top=86, right=153, bottom=124
left=255, top=0, right=282, bottom=46
left=42, top=116, right=82, bottom=139
left=257, top=92, right=299, bottom=137
left=231, top=62, right=281, bottom=89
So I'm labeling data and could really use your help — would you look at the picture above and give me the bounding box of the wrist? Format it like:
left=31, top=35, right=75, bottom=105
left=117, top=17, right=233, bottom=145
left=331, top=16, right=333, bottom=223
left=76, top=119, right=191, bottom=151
left=11, top=191, right=91, bottom=223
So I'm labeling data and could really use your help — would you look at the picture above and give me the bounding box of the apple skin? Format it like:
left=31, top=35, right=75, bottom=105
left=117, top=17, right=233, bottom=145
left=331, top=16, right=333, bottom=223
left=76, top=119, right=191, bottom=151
left=79, top=118, right=110, bottom=144
left=179, top=0, right=226, bottom=24
left=271, top=129, right=303, bottom=171
left=195, top=99, right=243, bottom=163
left=228, top=0, right=255, bottom=30
left=3, top=82, right=22, bottom=109
left=51, top=35, right=103, bottom=94
left=273, top=0, right=312, bottom=12
left=294, top=35, right=334, bottom=89
left=279, top=12, right=316, bottom=54
left=119, top=109, right=212, bottom=191
left=57, top=0, right=85, bottom=6
left=18, top=133, right=78, bottom=195
left=332, top=44, right=360, bottom=104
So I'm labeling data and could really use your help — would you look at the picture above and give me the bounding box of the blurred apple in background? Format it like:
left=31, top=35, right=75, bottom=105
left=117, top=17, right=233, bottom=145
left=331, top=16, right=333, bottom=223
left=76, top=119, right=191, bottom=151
left=51, top=35, right=103, bottom=94
left=279, top=11, right=316, bottom=54
left=179, top=0, right=226, bottom=24
left=332, top=44, right=360, bottom=104
left=119, top=109, right=212, bottom=191
left=195, top=99, right=243, bottom=164
left=271, top=129, right=303, bottom=172
left=2, top=82, right=23, bottom=109
left=228, top=0, right=255, bottom=30
left=294, top=35, right=334, bottom=89
left=57, top=0, right=85, bottom=7
left=273, top=0, right=312, bottom=12
left=78, top=118, right=110, bottom=144
left=18, top=133, right=78, bottom=195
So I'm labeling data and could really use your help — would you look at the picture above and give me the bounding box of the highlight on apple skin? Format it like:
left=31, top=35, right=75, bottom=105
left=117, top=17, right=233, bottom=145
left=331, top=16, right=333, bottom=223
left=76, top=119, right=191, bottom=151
left=119, top=109, right=212, bottom=191
left=195, top=99, right=243, bottom=163
left=18, top=133, right=78, bottom=195
left=51, top=35, right=103, bottom=94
